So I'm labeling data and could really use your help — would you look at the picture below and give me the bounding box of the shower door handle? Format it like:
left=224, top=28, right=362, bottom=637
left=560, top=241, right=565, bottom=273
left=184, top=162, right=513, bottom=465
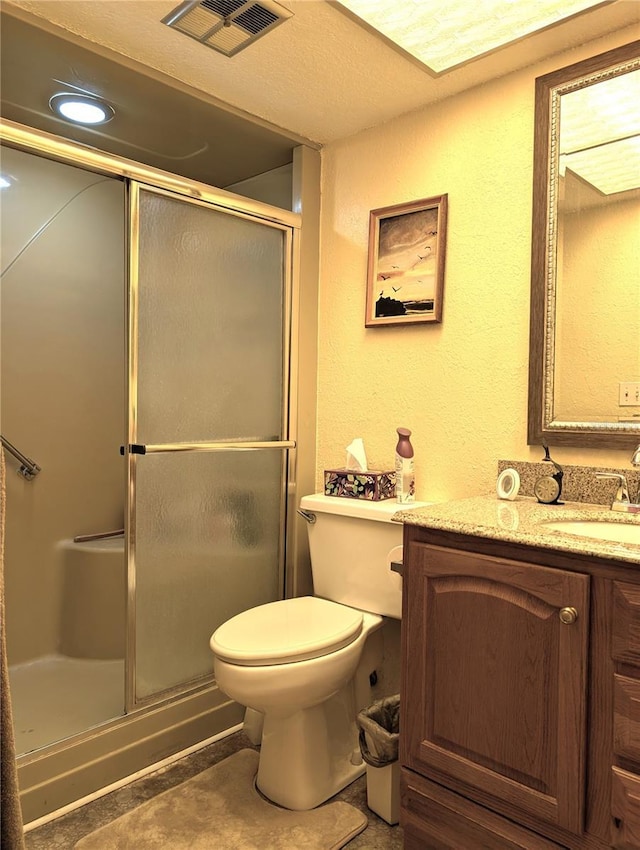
left=120, top=444, right=146, bottom=455
left=120, top=440, right=296, bottom=455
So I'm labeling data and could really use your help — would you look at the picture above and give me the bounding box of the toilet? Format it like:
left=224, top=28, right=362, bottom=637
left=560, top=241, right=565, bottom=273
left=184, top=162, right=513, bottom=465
left=210, top=492, right=419, bottom=811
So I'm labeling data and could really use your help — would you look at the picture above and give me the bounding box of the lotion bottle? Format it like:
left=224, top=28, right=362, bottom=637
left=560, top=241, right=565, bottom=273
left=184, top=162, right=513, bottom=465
left=395, top=427, right=415, bottom=503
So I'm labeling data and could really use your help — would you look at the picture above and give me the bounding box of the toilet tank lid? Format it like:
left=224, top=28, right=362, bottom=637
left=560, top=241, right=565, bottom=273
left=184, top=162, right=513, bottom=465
left=300, top=493, right=431, bottom=523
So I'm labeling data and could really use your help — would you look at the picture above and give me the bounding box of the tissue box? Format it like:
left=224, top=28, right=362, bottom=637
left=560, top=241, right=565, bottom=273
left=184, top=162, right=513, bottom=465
left=324, top=468, right=396, bottom=501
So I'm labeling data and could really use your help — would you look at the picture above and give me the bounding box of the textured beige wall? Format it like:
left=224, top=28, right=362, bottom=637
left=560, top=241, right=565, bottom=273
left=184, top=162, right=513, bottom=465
left=317, top=29, right=639, bottom=503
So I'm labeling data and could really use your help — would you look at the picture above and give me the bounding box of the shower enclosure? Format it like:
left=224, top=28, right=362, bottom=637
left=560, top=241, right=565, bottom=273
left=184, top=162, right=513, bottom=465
left=0, top=121, right=303, bottom=821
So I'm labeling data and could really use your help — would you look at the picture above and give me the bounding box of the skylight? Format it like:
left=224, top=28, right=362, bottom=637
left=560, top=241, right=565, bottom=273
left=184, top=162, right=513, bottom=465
left=335, top=0, right=612, bottom=73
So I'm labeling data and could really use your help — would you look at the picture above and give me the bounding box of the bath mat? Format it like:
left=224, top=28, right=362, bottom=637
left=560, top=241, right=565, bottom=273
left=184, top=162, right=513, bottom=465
left=74, top=748, right=367, bottom=849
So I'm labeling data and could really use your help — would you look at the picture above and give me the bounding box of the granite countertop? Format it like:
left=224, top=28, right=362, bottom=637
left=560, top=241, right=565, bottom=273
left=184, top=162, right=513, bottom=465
left=393, top=496, right=640, bottom=566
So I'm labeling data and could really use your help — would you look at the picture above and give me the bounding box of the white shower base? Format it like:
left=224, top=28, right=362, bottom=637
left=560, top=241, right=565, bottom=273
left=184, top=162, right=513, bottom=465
left=9, top=654, right=124, bottom=755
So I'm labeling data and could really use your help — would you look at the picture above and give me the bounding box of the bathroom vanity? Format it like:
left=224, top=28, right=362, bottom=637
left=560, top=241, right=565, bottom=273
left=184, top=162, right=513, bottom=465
left=396, top=497, right=640, bottom=850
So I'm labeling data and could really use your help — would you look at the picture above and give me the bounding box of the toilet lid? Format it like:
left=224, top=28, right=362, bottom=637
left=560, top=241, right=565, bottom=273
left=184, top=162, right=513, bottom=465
left=210, top=597, right=363, bottom=666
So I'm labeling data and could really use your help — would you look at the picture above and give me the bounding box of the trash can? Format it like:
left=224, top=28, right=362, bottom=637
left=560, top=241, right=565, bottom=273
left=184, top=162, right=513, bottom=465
left=356, top=694, right=400, bottom=825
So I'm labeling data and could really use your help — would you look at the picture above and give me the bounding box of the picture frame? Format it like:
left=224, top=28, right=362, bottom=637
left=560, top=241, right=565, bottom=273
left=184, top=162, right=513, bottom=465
left=365, top=194, right=448, bottom=327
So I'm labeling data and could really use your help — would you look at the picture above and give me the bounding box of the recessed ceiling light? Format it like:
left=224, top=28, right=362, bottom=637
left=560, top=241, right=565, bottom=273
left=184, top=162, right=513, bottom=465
left=49, top=93, right=115, bottom=125
left=336, top=0, right=611, bottom=73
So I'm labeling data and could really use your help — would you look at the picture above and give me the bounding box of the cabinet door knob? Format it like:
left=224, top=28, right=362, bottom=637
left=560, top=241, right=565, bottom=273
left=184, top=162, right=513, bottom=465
left=559, top=606, right=578, bottom=625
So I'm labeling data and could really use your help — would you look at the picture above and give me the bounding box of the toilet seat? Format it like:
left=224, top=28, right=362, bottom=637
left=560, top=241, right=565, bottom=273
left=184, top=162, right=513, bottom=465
left=211, top=596, right=363, bottom=666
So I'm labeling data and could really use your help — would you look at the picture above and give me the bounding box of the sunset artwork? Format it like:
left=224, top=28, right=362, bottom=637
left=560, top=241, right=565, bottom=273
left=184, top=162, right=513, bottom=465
left=365, top=195, right=447, bottom=327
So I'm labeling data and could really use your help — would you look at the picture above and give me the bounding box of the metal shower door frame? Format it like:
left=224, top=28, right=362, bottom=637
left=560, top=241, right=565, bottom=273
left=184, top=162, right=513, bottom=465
left=0, top=118, right=303, bottom=722
left=0, top=121, right=309, bottom=820
left=125, top=180, right=299, bottom=710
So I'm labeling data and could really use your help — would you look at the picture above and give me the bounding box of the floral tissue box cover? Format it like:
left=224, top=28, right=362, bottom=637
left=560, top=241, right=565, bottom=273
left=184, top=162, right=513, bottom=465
left=324, top=468, right=396, bottom=501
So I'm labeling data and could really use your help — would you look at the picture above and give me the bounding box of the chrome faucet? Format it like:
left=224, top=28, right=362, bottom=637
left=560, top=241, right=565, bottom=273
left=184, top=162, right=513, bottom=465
left=596, top=445, right=640, bottom=513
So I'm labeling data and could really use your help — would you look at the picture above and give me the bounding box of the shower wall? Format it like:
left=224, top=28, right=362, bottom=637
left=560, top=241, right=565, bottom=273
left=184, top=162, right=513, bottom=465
left=225, top=163, right=293, bottom=210
left=1, top=146, right=126, bottom=663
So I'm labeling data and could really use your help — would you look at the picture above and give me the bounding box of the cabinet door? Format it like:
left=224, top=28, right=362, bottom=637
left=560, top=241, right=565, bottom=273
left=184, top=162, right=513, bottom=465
left=401, top=768, right=568, bottom=850
left=402, top=543, right=589, bottom=835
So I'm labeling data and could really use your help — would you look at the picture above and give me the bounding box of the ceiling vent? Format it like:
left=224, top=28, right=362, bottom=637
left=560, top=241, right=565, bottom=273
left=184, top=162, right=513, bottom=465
left=162, top=0, right=292, bottom=57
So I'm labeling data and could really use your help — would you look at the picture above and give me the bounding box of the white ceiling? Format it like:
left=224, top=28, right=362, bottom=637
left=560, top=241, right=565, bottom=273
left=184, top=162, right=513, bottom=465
left=5, top=0, right=640, bottom=146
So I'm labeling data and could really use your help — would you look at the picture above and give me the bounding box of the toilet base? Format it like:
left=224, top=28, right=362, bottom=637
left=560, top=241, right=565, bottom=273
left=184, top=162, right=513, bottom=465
left=256, top=684, right=365, bottom=810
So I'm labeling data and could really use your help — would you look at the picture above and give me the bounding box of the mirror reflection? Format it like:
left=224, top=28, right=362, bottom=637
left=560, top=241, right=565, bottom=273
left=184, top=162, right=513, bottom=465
left=528, top=42, right=640, bottom=448
left=555, top=67, right=640, bottom=423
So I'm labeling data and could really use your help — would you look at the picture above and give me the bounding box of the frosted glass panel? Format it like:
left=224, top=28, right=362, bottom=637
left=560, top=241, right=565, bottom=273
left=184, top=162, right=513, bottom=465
left=133, top=188, right=289, bottom=701
left=135, top=450, right=283, bottom=699
left=137, top=190, right=285, bottom=444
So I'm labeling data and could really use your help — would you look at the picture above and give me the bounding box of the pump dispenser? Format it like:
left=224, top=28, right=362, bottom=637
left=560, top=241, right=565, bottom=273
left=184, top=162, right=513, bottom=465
left=395, top=428, right=415, bottom=503
left=533, top=444, right=564, bottom=505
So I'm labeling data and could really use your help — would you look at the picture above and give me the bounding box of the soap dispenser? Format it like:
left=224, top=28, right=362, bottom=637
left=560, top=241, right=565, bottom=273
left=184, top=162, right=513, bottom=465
left=534, top=444, right=564, bottom=505
left=395, top=427, right=415, bottom=503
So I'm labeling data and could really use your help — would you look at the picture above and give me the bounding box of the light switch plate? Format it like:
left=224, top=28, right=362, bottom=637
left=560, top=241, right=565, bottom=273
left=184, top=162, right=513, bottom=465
left=619, top=381, right=640, bottom=406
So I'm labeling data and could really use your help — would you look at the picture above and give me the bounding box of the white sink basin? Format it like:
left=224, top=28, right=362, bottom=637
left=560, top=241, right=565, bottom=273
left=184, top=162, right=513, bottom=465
left=540, top=520, right=640, bottom=546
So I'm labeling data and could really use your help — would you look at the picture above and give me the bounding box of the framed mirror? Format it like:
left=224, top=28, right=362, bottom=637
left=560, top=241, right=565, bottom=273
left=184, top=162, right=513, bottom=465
left=528, top=40, right=640, bottom=448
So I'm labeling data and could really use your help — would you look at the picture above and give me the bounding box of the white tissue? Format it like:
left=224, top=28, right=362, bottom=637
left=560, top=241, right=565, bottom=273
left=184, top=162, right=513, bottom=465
left=345, top=438, right=368, bottom=472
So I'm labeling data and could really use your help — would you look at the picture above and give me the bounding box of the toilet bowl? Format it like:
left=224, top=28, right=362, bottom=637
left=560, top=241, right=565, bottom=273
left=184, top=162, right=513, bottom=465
left=211, top=596, right=383, bottom=810
left=210, top=493, right=427, bottom=811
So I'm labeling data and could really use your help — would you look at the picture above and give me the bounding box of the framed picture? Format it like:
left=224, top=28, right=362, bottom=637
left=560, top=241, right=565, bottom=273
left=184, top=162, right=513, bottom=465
left=365, top=194, right=448, bottom=327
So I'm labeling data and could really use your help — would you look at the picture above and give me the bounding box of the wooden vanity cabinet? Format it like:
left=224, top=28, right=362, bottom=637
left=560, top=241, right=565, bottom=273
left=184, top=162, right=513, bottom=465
left=400, top=525, right=640, bottom=850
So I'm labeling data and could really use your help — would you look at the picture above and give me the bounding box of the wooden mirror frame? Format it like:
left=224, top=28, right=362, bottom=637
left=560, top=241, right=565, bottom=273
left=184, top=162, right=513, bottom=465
left=528, top=40, right=640, bottom=448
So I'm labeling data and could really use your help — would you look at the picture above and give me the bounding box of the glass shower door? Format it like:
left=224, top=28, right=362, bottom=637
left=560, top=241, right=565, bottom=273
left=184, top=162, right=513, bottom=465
left=129, top=184, right=293, bottom=703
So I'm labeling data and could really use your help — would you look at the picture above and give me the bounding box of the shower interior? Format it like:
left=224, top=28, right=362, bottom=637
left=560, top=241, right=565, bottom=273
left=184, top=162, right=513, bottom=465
left=9, top=535, right=126, bottom=754
left=1, top=134, right=300, bottom=820
left=2, top=146, right=128, bottom=757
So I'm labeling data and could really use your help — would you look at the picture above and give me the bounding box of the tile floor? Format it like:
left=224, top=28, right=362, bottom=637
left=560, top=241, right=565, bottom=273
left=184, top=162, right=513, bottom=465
left=24, top=729, right=404, bottom=849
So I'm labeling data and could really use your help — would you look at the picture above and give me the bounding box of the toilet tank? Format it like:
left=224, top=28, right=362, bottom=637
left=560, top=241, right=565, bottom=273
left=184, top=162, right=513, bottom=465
left=299, top=493, right=428, bottom=619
